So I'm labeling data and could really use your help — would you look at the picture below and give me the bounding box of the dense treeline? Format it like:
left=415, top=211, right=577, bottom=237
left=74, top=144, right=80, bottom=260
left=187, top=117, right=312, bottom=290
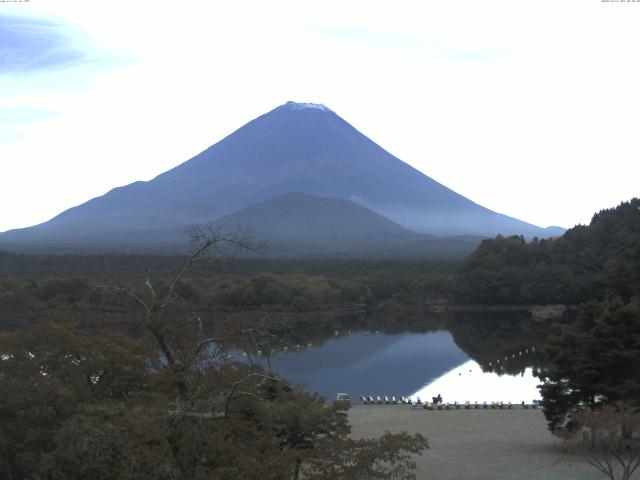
left=539, top=295, right=640, bottom=432
left=446, top=198, right=640, bottom=436
left=0, top=253, right=456, bottom=283
left=454, top=198, right=640, bottom=305
left=0, top=321, right=428, bottom=479
left=0, top=255, right=456, bottom=330
left=0, top=235, right=428, bottom=480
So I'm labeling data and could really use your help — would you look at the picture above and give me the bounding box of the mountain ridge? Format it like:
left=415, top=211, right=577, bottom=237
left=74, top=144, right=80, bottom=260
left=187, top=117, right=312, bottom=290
left=0, top=101, right=564, bottom=254
left=0, top=193, right=482, bottom=258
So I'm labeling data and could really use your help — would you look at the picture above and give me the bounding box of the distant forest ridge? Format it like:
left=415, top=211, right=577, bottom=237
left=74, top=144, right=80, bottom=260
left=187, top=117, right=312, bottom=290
left=454, top=198, right=640, bottom=305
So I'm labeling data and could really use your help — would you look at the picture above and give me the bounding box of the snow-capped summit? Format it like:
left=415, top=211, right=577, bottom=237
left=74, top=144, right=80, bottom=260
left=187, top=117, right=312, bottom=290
left=282, top=101, right=331, bottom=112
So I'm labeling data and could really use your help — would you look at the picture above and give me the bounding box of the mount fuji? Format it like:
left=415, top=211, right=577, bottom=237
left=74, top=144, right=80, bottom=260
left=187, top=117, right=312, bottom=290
left=0, top=101, right=563, bottom=255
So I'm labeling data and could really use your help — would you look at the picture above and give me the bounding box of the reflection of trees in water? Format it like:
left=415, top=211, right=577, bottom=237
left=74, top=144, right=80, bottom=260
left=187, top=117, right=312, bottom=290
left=445, top=310, right=560, bottom=375
left=209, top=307, right=450, bottom=358
left=205, top=307, right=571, bottom=379
left=326, top=308, right=449, bottom=343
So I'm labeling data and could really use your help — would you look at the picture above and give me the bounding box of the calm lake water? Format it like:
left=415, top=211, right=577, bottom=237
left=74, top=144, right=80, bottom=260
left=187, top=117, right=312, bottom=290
left=257, top=327, right=543, bottom=404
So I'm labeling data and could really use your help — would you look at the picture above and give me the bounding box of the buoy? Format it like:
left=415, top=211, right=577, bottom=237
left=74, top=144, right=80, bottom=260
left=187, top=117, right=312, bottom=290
left=334, top=330, right=339, bottom=336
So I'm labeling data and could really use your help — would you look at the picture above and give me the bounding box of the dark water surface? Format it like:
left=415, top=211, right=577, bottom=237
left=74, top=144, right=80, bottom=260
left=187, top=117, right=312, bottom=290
left=251, top=311, right=551, bottom=401
left=262, top=331, right=468, bottom=399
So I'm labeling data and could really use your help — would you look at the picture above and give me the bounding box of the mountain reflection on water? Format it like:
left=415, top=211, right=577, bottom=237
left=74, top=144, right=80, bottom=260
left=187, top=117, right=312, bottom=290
left=263, top=331, right=468, bottom=400
left=411, top=360, right=541, bottom=404
left=252, top=311, right=552, bottom=401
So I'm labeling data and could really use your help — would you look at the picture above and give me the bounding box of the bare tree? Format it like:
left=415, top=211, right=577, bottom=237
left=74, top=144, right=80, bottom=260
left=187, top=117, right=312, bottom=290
left=565, top=405, right=640, bottom=480
left=88, top=227, right=429, bottom=479
left=92, top=226, right=265, bottom=394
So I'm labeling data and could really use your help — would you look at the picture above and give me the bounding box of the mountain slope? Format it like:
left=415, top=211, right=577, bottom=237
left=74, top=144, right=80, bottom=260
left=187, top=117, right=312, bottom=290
left=207, top=192, right=479, bottom=257
left=0, top=193, right=481, bottom=257
left=212, top=192, right=416, bottom=242
left=0, top=101, right=561, bottom=252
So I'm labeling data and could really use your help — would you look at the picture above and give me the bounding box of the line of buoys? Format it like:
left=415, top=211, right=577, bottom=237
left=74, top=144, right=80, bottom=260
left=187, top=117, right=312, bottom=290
left=333, top=330, right=352, bottom=337
left=237, top=341, right=318, bottom=358
left=358, top=397, right=540, bottom=409
left=487, top=346, right=536, bottom=369
left=252, top=342, right=315, bottom=356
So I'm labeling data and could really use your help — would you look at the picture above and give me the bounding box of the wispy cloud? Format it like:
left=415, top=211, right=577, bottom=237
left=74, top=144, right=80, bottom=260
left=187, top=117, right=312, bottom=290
left=303, top=25, right=515, bottom=62
left=0, top=106, right=57, bottom=123
left=0, top=106, right=58, bottom=143
left=0, top=14, right=93, bottom=73
left=0, top=12, right=135, bottom=143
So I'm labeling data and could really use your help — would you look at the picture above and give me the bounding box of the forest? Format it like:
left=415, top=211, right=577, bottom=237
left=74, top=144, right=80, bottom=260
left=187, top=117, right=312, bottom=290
left=1, top=199, right=639, bottom=479
left=0, top=253, right=458, bottom=333
left=454, top=198, right=640, bottom=305
left=451, top=199, right=640, bottom=437
left=0, top=236, right=430, bottom=480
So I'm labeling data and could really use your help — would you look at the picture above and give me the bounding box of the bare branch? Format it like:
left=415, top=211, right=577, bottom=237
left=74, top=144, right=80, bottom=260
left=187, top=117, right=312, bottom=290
left=162, top=238, right=212, bottom=309
left=224, top=372, right=283, bottom=418
left=144, top=272, right=157, bottom=301
left=195, top=337, right=221, bottom=355
left=91, top=285, right=150, bottom=313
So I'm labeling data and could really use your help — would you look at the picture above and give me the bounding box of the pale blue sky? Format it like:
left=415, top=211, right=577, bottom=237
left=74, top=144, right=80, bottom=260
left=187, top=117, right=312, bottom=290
left=1, top=0, right=639, bottom=233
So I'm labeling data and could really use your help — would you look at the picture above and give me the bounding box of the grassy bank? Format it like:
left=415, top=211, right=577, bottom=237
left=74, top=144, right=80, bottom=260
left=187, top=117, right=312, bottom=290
left=348, top=405, right=601, bottom=480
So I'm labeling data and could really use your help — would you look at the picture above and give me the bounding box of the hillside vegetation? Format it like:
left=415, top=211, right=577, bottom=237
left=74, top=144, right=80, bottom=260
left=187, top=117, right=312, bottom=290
left=454, top=198, right=640, bottom=305
left=449, top=198, right=640, bottom=437
left=0, top=255, right=455, bottom=331
left=0, top=235, right=429, bottom=480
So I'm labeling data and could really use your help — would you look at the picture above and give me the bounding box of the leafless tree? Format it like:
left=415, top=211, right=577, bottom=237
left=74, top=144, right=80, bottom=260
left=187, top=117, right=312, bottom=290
left=565, top=404, right=640, bottom=480
left=90, top=226, right=281, bottom=414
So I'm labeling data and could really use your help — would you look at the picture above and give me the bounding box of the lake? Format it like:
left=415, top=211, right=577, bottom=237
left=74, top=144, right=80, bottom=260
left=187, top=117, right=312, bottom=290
left=254, top=318, right=545, bottom=404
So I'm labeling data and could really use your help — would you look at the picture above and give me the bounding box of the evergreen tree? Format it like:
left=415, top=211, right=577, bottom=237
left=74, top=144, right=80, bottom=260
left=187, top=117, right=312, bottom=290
left=538, top=296, right=640, bottom=432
